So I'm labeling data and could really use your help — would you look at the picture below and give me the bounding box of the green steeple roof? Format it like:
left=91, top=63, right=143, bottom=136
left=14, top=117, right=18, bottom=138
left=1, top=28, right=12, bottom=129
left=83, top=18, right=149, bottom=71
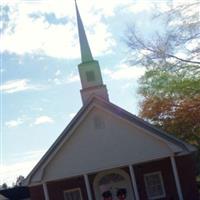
left=75, top=0, right=109, bottom=104
left=75, top=0, right=93, bottom=63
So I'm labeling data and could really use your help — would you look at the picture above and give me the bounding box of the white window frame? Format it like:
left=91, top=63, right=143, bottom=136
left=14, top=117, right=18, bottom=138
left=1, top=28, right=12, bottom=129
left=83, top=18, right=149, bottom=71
left=144, top=171, right=166, bottom=200
left=63, top=188, right=83, bottom=200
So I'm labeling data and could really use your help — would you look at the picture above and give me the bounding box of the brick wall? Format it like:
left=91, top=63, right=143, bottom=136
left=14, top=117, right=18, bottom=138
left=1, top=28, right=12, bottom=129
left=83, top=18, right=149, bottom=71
left=134, top=158, right=179, bottom=200
left=175, top=154, right=199, bottom=200
left=29, top=155, right=198, bottom=200
left=47, top=176, right=88, bottom=200
left=29, top=185, right=45, bottom=200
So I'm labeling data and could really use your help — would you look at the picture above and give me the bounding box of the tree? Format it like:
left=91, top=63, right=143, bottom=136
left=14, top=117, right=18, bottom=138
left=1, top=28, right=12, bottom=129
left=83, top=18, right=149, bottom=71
left=125, top=1, right=200, bottom=175
left=126, top=1, right=200, bottom=71
left=138, top=68, right=200, bottom=174
left=0, top=183, right=8, bottom=190
left=15, top=175, right=25, bottom=187
left=138, top=68, right=200, bottom=141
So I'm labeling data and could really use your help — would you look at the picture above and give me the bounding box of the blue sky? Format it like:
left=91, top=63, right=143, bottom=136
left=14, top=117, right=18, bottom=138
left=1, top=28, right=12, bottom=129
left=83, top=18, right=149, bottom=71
left=0, top=0, right=192, bottom=185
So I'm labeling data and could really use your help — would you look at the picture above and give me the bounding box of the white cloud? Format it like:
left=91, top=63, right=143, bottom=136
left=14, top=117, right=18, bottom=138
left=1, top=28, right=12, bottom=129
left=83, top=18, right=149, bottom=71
left=1, top=0, right=125, bottom=58
left=31, top=107, right=43, bottom=112
left=174, top=52, right=188, bottom=60
left=5, top=115, right=31, bottom=128
left=0, top=79, right=42, bottom=93
left=0, top=149, right=45, bottom=186
left=0, top=69, right=5, bottom=73
left=128, top=1, right=199, bottom=19
left=48, top=71, right=80, bottom=85
left=0, top=161, right=34, bottom=186
left=52, top=78, right=62, bottom=85
left=10, top=149, right=45, bottom=163
left=2, top=0, right=180, bottom=59
left=66, top=72, right=79, bottom=83
left=121, top=82, right=133, bottom=89
left=103, top=64, right=145, bottom=80
left=69, top=112, right=76, bottom=119
left=5, top=118, right=23, bottom=128
left=128, top=1, right=193, bottom=15
left=128, top=1, right=154, bottom=14
left=55, top=70, right=61, bottom=76
left=34, top=115, right=54, bottom=125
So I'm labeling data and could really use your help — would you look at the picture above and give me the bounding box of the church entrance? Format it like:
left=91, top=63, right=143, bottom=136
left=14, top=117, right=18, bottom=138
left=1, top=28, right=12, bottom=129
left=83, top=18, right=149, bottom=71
left=93, top=169, right=135, bottom=200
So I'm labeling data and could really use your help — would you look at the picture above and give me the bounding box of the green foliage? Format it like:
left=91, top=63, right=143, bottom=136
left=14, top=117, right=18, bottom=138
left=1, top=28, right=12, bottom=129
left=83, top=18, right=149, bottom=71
left=138, top=67, right=200, bottom=175
left=139, top=67, right=200, bottom=98
left=126, top=1, right=200, bottom=176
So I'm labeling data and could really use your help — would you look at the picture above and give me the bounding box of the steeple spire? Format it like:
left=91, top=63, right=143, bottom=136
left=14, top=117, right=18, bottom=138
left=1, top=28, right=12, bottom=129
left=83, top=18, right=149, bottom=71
left=75, top=0, right=93, bottom=63
left=75, top=0, right=109, bottom=104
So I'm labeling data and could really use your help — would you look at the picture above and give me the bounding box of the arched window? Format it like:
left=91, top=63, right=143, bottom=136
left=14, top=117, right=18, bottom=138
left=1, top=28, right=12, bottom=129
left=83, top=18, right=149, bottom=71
left=99, top=173, right=125, bottom=185
left=93, top=169, right=134, bottom=200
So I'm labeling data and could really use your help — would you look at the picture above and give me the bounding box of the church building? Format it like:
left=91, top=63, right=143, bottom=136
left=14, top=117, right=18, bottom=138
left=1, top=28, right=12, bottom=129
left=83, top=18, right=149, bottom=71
left=24, top=2, right=199, bottom=200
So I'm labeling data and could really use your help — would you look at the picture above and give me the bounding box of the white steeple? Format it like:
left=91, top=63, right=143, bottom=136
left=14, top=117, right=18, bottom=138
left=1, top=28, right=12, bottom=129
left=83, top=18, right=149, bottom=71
left=75, top=0, right=109, bottom=104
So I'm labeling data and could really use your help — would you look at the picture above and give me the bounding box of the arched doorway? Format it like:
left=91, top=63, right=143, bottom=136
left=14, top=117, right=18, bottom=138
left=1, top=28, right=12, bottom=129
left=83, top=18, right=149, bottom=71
left=93, top=169, right=135, bottom=200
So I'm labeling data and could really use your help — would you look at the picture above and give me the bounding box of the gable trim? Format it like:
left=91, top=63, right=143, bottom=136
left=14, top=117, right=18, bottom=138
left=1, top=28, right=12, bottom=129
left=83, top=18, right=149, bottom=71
left=24, top=96, right=196, bottom=185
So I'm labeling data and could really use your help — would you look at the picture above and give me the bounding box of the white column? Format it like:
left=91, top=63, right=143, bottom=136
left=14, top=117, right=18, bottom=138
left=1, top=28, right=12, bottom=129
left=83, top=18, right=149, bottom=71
left=170, top=156, right=184, bottom=200
left=129, top=165, right=140, bottom=200
left=84, top=174, right=93, bottom=200
left=43, top=182, right=50, bottom=200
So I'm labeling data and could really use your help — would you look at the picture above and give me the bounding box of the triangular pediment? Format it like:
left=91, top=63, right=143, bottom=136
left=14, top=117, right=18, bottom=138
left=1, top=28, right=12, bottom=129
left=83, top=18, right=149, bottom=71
left=25, top=97, right=195, bottom=185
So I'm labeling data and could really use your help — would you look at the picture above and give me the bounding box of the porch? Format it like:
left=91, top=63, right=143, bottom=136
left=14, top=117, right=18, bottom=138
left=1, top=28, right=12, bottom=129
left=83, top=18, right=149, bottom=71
left=29, top=155, right=198, bottom=200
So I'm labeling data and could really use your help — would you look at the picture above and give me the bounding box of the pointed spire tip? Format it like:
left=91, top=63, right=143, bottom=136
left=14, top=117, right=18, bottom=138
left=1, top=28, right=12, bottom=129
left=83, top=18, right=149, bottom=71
left=75, top=0, right=94, bottom=63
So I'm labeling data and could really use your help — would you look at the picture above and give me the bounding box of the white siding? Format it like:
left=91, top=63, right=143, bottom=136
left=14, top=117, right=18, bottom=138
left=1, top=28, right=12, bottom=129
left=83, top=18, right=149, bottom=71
left=36, top=107, right=178, bottom=182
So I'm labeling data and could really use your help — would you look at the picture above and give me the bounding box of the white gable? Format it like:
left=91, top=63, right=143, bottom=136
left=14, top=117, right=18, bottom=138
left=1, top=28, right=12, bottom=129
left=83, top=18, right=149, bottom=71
left=31, top=105, right=182, bottom=183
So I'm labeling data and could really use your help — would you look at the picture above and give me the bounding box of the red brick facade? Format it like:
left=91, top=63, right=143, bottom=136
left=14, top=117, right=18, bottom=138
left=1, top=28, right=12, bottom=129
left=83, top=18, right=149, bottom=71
left=47, top=176, right=88, bottom=200
left=29, top=156, right=199, bottom=200
left=175, top=155, right=199, bottom=200
left=29, top=185, right=45, bottom=200
left=134, top=158, right=179, bottom=200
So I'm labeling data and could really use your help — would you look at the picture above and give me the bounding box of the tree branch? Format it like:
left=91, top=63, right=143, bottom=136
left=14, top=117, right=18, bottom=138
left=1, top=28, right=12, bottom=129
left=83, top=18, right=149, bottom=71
left=166, top=53, right=200, bottom=64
